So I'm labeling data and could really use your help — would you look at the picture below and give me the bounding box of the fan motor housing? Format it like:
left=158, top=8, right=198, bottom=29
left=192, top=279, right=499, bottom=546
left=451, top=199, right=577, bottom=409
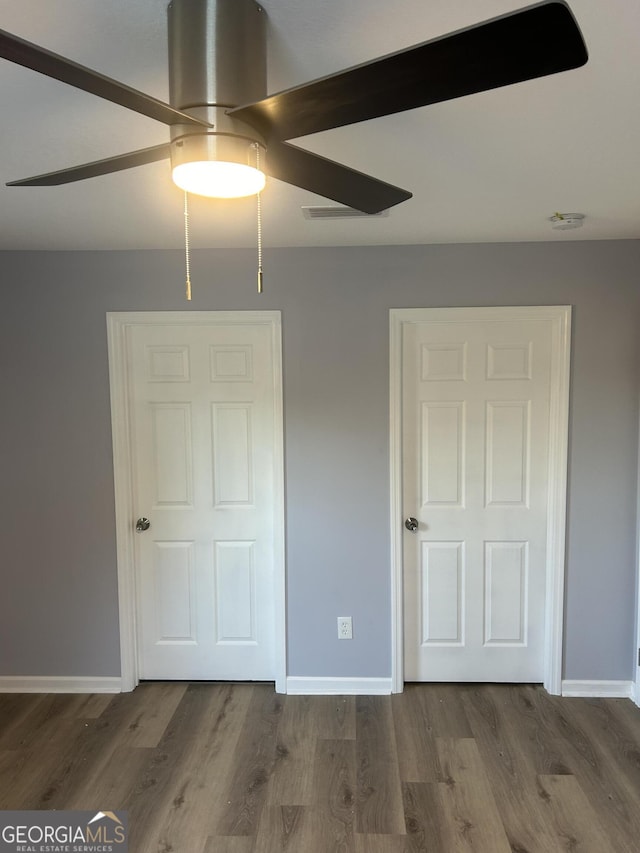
left=167, top=0, right=267, bottom=173
left=168, top=0, right=266, bottom=108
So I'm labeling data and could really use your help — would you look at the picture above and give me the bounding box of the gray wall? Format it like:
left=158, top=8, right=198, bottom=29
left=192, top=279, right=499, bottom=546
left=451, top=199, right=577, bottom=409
left=1, top=241, right=639, bottom=681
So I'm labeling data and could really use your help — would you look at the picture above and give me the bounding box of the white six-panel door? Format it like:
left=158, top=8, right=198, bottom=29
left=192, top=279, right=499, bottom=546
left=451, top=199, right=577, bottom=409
left=123, top=316, right=282, bottom=681
left=392, top=307, right=571, bottom=688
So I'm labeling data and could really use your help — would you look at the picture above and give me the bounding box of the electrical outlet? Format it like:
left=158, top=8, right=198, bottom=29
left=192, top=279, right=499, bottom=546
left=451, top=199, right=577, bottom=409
left=337, top=616, right=353, bottom=639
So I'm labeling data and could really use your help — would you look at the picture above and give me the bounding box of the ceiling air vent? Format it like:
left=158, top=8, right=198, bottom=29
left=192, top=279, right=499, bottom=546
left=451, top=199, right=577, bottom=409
left=302, top=206, right=390, bottom=220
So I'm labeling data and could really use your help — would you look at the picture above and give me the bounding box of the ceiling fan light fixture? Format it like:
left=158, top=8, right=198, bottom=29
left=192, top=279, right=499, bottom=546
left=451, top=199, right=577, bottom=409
left=2, top=0, right=589, bottom=219
left=172, top=160, right=265, bottom=198
left=170, top=127, right=266, bottom=198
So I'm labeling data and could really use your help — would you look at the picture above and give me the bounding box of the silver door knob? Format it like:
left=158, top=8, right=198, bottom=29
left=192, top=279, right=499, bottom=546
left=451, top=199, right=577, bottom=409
left=405, top=517, right=418, bottom=532
left=136, top=517, right=151, bottom=532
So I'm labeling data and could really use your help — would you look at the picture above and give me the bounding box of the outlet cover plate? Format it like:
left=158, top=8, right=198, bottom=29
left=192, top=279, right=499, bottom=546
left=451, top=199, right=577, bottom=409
left=337, top=616, right=353, bottom=639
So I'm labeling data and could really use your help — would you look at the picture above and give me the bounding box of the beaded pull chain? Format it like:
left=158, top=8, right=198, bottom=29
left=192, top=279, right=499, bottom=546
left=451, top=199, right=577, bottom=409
left=184, top=190, right=192, bottom=301
left=183, top=156, right=263, bottom=299
left=256, top=145, right=263, bottom=294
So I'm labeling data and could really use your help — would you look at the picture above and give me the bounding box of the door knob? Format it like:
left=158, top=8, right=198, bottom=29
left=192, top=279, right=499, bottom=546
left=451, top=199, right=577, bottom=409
left=404, top=517, right=418, bottom=532
left=136, top=517, right=151, bottom=532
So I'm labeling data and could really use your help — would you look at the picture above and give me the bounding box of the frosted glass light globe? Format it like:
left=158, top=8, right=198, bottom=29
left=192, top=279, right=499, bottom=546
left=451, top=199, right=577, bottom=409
left=172, top=161, right=265, bottom=198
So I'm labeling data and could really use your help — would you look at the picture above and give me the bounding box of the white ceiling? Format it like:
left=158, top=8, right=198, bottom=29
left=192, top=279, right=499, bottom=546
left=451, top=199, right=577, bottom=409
left=0, top=0, right=638, bottom=250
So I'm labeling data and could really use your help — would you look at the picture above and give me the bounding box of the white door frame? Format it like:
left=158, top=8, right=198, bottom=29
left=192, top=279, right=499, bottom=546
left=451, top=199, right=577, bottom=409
left=390, top=306, right=572, bottom=695
left=635, top=404, right=640, bottom=707
left=107, top=311, right=287, bottom=693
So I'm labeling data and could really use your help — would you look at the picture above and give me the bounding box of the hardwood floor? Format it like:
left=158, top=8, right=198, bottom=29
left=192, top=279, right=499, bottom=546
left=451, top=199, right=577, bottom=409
left=0, top=683, right=639, bottom=852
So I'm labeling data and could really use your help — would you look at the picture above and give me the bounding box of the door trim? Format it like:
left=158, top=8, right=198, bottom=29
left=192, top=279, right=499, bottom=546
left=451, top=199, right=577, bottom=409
left=635, top=400, right=640, bottom=708
left=390, top=306, right=571, bottom=695
left=107, top=311, right=287, bottom=693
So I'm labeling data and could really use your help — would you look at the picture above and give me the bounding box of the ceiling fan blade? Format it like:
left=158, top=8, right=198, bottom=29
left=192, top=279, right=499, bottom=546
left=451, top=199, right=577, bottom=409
left=0, top=28, right=209, bottom=128
left=265, top=141, right=411, bottom=213
left=6, top=143, right=171, bottom=186
left=231, top=0, right=588, bottom=141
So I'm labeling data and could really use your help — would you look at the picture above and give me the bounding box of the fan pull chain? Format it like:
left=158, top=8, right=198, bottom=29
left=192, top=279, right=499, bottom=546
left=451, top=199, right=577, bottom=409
left=256, top=145, right=264, bottom=294
left=183, top=190, right=192, bottom=301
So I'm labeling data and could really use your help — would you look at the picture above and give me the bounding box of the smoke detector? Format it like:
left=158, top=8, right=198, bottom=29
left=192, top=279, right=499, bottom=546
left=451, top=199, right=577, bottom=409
left=549, top=212, right=585, bottom=230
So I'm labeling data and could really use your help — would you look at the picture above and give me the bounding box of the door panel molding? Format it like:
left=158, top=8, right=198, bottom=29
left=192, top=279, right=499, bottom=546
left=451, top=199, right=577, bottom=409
left=390, top=306, right=571, bottom=694
left=107, top=311, right=286, bottom=693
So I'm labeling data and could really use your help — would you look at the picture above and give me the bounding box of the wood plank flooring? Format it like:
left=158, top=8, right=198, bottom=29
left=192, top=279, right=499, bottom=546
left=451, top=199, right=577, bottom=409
left=0, top=683, right=639, bottom=852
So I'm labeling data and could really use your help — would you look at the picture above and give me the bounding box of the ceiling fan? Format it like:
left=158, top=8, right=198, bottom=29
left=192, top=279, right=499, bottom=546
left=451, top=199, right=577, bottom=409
left=0, top=0, right=587, bottom=214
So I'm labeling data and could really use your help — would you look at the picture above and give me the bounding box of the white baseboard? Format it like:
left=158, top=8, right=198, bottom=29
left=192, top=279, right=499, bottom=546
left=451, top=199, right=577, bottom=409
left=561, top=679, right=634, bottom=699
left=286, top=676, right=392, bottom=695
left=0, top=676, right=122, bottom=693
left=4, top=675, right=633, bottom=701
